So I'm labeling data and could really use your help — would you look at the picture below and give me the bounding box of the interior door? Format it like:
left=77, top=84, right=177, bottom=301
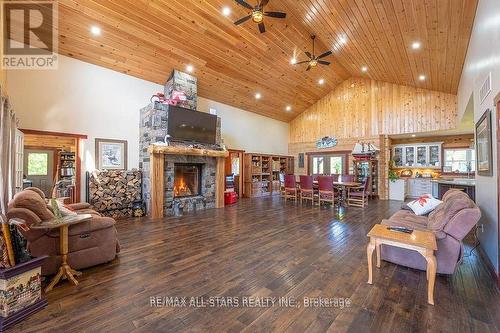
left=24, top=149, right=54, bottom=197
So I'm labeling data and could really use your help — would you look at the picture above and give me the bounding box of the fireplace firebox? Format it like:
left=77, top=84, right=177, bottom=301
left=174, top=163, right=202, bottom=197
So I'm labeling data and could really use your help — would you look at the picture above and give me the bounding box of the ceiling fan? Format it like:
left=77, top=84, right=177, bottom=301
left=295, top=35, right=333, bottom=71
left=233, top=0, right=287, bottom=33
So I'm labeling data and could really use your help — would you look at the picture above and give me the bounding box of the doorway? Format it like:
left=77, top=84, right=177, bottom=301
left=225, top=149, right=244, bottom=198
left=24, top=149, right=55, bottom=197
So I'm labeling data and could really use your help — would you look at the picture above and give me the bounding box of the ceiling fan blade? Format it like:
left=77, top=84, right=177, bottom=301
left=317, top=50, right=333, bottom=59
left=318, top=60, right=331, bottom=65
left=235, top=0, right=254, bottom=10
left=295, top=61, right=309, bottom=65
left=234, top=15, right=252, bottom=25
left=258, top=22, right=266, bottom=33
left=306, top=65, right=311, bottom=71
left=264, top=12, right=287, bottom=18
left=260, top=0, right=270, bottom=6
left=304, top=51, right=312, bottom=59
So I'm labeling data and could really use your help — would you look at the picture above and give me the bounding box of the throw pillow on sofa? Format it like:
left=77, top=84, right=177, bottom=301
left=407, top=194, right=442, bottom=216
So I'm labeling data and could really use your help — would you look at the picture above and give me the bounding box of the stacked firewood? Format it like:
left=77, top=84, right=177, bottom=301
left=88, top=169, right=142, bottom=219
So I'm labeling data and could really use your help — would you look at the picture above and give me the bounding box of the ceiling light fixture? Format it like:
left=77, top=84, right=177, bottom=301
left=255, top=93, right=262, bottom=99
left=286, top=105, right=292, bottom=111
left=411, top=134, right=416, bottom=137
left=361, top=66, right=368, bottom=72
left=318, top=78, right=325, bottom=85
left=290, top=57, right=297, bottom=65
left=339, top=36, right=347, bottom=45
left=412, top=41, right=421, bottom=50
left=419, top=74, right=426, bottom=81
left=186, top=64, right=194, bottom=73
left=90, top=26, right=101, bottom=35
left=222, top=6, right=231, bottom=16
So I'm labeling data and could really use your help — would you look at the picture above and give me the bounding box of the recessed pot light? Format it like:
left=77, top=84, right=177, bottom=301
left=186, top=65, right=194, bottom=73
left=419, top=74, right=426, bottom=81
left=255, top=93, right=262, bottom=99
left=412, top=41, right=421, bottom=49
left=411, top=134, right=416, bottom=137
left=361, top=66, right=368, bottom=72
left=286, top=105, right=292, bottom=111
left=222, top=6, right=231, bottom=16
left=318, top=78, right=325, bottom=85
left=90, top=26, right=101, bottom=35
left=290, top=58, right=297, bottom=65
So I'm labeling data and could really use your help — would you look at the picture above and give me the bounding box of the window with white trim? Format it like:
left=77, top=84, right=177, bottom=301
left=443, top=148, right=475, bottom=174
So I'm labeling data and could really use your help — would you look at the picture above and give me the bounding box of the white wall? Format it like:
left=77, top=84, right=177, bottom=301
left=6, top=55, right=289, bottom=196
left=457, top=0, right=500, bottom=273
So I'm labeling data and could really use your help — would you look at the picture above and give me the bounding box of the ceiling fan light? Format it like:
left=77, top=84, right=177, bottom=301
left=252, top=10, right=263, bottom=23
left=310, top=59, right=318, bottom=67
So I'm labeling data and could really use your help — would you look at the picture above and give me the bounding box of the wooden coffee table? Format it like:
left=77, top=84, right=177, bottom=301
left=31, top=214, right=92, bottom=292
left=366, top=223, right=438, bottom=305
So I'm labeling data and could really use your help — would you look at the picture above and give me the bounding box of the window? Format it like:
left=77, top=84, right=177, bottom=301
left=443, top=148, right=475, bottom=174
left=310, top=154, right=345, bottom=175
left=27, top=153, right=49, bottom=176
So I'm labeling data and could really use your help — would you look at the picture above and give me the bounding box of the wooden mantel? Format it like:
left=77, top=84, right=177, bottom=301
left=149, top=144, right=229, bottom=219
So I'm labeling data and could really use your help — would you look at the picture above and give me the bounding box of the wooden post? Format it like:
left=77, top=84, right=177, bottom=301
left=1, top=221, right=15, bottom=266
left=216, top=157, right=225, bottom=209
left=150, top=152, right=164, bottom=219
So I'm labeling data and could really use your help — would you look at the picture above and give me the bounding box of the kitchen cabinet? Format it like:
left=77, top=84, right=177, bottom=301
left=407, top=179, right=433, bottom=198
left=391, top=142, right=442, bottom=168
left=389, top=179, right=407, bottom=201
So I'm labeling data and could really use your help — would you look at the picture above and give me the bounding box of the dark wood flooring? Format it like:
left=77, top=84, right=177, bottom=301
left=11, top=197, right=500, bottom=333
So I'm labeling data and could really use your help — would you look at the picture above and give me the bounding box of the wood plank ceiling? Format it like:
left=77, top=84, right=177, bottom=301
left=50, top=0, right=476, bottom=121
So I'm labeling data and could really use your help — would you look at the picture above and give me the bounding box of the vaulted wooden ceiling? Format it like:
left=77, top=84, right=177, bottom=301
left=51, top=0, right=476, bottom=121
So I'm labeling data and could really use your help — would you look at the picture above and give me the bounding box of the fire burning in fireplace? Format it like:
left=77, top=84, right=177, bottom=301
left=174, top=177, right=191, bottom=196
left=173, top=164, right=201, bottom=198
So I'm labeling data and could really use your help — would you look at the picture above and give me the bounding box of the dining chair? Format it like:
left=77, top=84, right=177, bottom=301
left=299, top=175, right=315, bottom=205
left=348, top=176, right=370, bottom=208
left=318, top=175, right=335, bottom=208
left=342, top=174, right=355, bottom=183
left=284, top=174, right=298, bottom=202
left=279, top=173, right=286, bottom=198
left=331, top=174, right=340, bottom=182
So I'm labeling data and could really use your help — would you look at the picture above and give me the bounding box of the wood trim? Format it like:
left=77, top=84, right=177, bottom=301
left=226, top=149, right=245, bottom=198
left=150, top=152, right=164, bottom=219
left=20, top=129, right=88, bottom=139
left=75, top=138, right=81, bottom=202
left=497, top=99, right=500, bottom=281
left=216, top=157, right=225, bottom=208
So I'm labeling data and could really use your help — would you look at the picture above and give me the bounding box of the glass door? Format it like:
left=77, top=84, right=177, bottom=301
left=405, top=146, right=415, bottom=166
left=416, top=146, right=427, bottom=166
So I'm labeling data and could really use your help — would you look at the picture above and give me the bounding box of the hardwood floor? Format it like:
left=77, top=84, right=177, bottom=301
left=11, top=197, right=500, bottom=332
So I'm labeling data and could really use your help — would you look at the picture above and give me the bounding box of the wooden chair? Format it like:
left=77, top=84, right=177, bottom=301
left=341, top=174, right=355, bottom=183
left=284, top=174, right=298, bottom=202
left=299, top=175, right=316, bottom=205
left=318, top=175, right=335, bottom=207
left=279, top=173, right=286, bottom=198
left=348, top=176, right=370, bottom=208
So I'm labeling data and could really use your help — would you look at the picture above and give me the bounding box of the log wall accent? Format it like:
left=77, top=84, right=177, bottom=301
left=289, top=77, right=458, bottom=143
left=88, top=169, right=142, bottom=219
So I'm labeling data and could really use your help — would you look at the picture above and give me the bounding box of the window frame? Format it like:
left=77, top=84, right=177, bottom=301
left=442, top=147, right=476, bottom=175
left=306, top=151, right=350, bottom=176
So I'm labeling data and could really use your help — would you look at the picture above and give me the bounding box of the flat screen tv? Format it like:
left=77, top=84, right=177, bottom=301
left=167, top=106, right=217, bottom=144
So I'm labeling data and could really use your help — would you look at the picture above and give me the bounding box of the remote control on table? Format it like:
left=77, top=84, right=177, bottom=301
left=387, top=226, right=413, bottom=234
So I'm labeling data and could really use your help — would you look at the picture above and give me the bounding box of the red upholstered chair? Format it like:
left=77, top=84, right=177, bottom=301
left=284, top=174, right=298, bottom=201
left=318, top=176, right=335, bottom=207
left=341, top=174, right=355, bottom=183
left=348, top=176, right=370, bottom=208
left=299, top=175, right=316, bottom=205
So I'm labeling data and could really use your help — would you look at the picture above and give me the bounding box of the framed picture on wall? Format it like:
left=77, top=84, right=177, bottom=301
left=95, top=138, right=128, bottom=170
left=475, top=109, right=492, bottom=176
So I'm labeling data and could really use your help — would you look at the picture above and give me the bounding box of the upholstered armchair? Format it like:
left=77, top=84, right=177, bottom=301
left=7, top=188, right=120, bottom=275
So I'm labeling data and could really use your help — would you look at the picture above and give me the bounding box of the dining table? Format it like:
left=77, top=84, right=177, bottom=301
left=295, top=178, right=362, bottom=206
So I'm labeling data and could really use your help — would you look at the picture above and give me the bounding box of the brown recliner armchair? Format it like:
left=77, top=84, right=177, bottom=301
left=7, top=188, right=120, bottom=275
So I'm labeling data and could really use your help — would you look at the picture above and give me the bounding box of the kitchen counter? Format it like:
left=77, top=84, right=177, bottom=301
left=430, top=179, right=476, bottom=186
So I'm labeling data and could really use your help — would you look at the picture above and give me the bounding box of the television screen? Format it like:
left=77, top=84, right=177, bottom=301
left=167, top=106, right=217, bottom=144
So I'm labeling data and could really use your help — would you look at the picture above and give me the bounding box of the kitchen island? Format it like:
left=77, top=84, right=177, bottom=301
left=431, top=179, right=475, bottom=201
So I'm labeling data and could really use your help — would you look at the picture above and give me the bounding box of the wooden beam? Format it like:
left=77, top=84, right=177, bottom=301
left=215, top=157, right=225, bottom=209
left=150, top=152, right=165, bottom=219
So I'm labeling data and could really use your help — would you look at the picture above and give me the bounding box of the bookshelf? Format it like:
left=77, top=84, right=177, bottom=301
left=243, top=153, right=294, bottom=198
